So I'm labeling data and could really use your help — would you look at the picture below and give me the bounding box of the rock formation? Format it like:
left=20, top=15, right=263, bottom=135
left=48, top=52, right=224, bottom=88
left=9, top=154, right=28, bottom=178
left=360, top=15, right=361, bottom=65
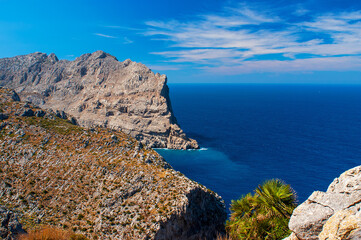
left=0, top=51, right=198, bottom=149
left=0, top=206, right=26, bottom=240
left=0, top=88, right=225, bottom=239
left=286, top=166, right=361, bottom=240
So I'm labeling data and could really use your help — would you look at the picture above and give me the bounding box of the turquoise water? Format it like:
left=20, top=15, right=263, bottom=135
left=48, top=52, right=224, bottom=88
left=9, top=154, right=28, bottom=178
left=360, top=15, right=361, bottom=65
left=155, top=84, right=361, bottom=210
left=156, top=148, right=250, bottom=198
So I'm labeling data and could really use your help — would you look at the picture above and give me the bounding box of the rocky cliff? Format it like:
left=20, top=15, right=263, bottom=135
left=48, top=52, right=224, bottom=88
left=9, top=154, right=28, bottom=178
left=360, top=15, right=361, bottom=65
left=286, top=166, right=361, bottom=240
left=0, top=88, right=226, bottom=239
left=0, top=51, right=198, bottom=149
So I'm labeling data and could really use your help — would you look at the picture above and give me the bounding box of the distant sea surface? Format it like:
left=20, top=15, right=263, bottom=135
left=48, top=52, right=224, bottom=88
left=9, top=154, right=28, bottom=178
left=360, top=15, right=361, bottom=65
left=155, top=84, right=361, bottom=210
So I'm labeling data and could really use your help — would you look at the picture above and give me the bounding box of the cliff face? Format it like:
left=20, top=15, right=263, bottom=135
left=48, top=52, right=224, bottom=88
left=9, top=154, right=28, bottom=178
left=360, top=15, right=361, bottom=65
left=286, top=166, right=361, bottom=240
left=0, top=51, right=198, bottom=149
left=0, top=88, right=226, bottom=239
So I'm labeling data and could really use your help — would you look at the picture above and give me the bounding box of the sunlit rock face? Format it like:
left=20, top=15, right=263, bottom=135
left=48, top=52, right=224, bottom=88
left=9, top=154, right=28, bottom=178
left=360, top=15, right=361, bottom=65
left=287, top=166, right=361, bottom=240
left=0, top=51, right=198, bottom=149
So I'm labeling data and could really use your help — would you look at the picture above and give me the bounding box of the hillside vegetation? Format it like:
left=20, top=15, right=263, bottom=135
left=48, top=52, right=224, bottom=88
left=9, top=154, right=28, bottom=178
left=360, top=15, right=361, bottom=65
left=0, top=87, right=226, bottom=240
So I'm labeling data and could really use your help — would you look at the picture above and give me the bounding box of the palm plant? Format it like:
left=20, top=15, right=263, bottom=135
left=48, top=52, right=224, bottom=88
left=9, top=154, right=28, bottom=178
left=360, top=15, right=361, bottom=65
left=226, top=179, right=297, bottom=240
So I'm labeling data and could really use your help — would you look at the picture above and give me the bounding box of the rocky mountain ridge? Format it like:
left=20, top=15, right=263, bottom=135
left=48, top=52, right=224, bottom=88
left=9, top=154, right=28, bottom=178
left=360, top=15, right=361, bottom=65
left=0, top=51, right=198, bottom=149
left=0, top=88, right=226, bottom=239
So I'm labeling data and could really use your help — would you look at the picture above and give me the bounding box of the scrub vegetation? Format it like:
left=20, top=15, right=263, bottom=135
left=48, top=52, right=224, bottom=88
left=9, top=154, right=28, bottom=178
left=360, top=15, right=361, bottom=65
left=226, top=179, right=297, bottom=240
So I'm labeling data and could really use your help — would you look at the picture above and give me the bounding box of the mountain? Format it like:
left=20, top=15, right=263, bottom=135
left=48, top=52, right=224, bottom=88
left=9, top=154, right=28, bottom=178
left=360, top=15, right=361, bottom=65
left=0, top=51, right=198, bottom=149
left=0, top=87, right=226, bottom=239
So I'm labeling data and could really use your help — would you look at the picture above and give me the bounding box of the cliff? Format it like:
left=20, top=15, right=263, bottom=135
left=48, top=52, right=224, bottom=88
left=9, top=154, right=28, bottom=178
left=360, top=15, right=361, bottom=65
left=0, top=88, right=226, bottom=239
left=0, top=51, right=198, bottom=149
left=286, top=166, right=361, bottom=240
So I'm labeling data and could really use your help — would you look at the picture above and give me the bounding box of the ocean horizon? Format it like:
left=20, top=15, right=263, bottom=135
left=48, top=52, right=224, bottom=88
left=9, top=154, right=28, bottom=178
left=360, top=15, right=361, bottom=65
left=156, top=83, right=361, bottom=210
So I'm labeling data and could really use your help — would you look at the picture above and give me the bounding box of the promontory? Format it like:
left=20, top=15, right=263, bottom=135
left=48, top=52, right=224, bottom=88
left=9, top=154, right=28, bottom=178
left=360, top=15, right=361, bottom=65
left=0, top=87, right=226, bottom=239
left=0, top=51, right=198, bottom=149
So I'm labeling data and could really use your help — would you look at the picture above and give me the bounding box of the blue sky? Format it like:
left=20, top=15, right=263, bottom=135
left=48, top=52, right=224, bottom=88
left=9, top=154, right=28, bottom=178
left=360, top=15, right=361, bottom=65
left=1, top=0, right=361, bottom=83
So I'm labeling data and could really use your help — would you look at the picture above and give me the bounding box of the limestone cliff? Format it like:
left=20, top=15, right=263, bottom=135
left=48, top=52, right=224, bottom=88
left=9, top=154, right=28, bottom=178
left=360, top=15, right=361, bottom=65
left=0, top=88, right=226, bottom=239
left=0, top=51, right=198, bottom=149
left=286, top=166, right=361, bottom=240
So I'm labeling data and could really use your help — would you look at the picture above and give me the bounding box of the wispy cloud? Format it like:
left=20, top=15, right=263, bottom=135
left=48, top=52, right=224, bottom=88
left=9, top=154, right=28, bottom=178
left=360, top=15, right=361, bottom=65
left=143, top=4, right=361, bottom=73
left=94, top=33, right=117, bottom=39
left=123, top=37, right=133, bottom=44
left=293, top=7, right=309, bottom=16
left=205, top=56, right=361, bottom=74
left=103, top=25, right=142, bottom=31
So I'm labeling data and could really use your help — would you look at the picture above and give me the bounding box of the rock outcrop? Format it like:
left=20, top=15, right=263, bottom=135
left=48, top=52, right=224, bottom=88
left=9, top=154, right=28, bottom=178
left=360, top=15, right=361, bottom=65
left=0, top=206, right=26, bottom=240
left=286, top=166, right=361, bottom=240
left=0, top=88, right=225, bottom=239
left=0, top=51, right=198, bottom=149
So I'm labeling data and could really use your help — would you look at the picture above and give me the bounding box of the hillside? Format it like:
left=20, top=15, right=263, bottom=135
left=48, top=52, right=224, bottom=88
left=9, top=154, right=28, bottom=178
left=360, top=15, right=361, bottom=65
left=0, top=87, right=226, bottom=239
left=0, top=51, right=198, bottom=149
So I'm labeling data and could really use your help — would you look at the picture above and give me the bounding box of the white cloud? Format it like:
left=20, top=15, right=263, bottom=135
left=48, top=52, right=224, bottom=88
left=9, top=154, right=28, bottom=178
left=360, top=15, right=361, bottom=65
left=94, top=33, right=117, bottom=39
left=151, top=49, right=244, bottom=63
left=293, top=7, right=310, bottom=16
left=204, top=56, right=361, bottom=74
left=143, top=5, right=361, bottom=73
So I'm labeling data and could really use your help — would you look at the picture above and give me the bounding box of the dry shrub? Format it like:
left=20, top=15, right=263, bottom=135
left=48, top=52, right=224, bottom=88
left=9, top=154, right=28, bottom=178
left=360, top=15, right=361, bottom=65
left=19, top=226, right=88, bottom=240
left=216, top=233, right=233, bottom=240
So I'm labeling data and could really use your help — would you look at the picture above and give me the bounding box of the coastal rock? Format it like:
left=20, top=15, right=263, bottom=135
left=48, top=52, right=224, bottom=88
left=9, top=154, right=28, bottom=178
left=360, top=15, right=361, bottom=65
left=288, top=166, right=361, bottom=240
left=0, top=51, right=198, bottom=149
left=318, top=210, right=361, bottom=240
left=0, top=88, right=225, bottom=239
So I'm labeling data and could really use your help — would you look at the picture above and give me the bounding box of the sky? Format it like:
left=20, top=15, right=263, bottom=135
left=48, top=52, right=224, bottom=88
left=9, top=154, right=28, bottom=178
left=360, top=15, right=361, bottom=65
left=1, top=0, right=361, bottom=83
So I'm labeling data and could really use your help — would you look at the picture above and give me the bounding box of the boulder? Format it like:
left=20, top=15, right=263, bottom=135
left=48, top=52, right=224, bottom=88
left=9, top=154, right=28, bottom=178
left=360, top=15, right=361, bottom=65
left=319, top=210, right=361, bottom=240
left=288, top=166, right=361, bottom=240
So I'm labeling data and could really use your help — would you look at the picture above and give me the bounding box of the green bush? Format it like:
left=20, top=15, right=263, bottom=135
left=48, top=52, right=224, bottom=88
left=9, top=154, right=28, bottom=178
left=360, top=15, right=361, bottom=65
left=226, top=179, right=297, bottom=240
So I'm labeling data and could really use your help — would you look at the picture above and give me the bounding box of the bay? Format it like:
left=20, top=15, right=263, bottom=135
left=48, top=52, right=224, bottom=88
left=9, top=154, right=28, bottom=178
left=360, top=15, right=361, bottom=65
left=156, top=84, right=361, bottom=210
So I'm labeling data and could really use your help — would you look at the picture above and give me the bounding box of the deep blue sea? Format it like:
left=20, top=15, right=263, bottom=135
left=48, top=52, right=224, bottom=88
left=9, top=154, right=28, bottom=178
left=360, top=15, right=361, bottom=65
left=156, top=84, right=361, bottom=211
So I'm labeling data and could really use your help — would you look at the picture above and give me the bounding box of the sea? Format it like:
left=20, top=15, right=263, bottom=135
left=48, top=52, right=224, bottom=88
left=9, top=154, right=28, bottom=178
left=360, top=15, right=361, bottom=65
left=155, top=84, right=361, bottom=211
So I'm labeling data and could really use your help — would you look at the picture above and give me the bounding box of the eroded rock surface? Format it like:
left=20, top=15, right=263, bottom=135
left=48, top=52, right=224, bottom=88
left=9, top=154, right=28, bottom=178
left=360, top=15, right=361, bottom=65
left=287, top=166, right=361, bottom=240
left=0, top=51, right=198, bottom=149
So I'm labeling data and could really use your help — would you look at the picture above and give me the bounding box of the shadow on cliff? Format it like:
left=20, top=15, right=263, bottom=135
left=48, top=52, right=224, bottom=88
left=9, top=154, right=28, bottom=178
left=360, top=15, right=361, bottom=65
left=154, top=188, right=227, bottom=240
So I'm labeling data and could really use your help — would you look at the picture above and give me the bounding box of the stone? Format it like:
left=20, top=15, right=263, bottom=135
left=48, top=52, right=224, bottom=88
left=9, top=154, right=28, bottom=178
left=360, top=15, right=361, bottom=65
left=319, top=210, right=361, bottom=240
left=35, top=110, right=46, bottom=117
left=327, top=166, right=361, bottom=194
left=0, top=113, right=9, bottom=120
left=0, top=206, right=26, bottom=240
left=20, top=108, right=34, bottom=117
left=347, top=229, right=361, bottom=239
left=0, top=51, right=199, bottom=149
left=288, top=166, right=361, bottom=240
left=289, top=200, right=333, bottom=240
left=69, top=117, right=77, bottom=125
left=11, top=91, right=20, bottom=102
